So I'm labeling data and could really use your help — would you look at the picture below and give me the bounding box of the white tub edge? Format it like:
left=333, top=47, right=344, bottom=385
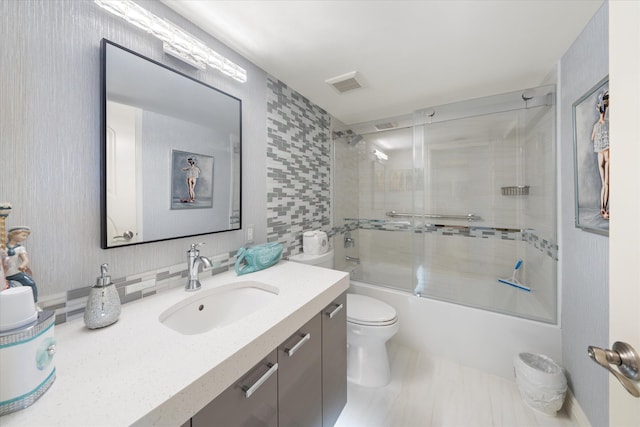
left=349, top=281, right=562, bottom=379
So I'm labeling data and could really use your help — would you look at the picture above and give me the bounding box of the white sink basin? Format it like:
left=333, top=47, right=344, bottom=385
left=159, top=281, right=279, bottom=335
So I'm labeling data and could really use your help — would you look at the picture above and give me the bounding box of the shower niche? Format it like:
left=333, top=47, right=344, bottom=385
left=333, top=85, right=557, bottom=323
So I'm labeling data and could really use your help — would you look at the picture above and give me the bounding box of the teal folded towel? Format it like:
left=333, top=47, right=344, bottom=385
left=235, top=242, right=283, bottom=275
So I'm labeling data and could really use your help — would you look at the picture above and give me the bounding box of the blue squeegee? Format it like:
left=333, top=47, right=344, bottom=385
left=498, top=259, right=531, bottom=292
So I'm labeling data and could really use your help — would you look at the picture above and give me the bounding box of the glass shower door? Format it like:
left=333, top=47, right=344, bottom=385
left=412, top=88, right=557, bottom=323
left=334, top=85, right=557, bottom=323
left=360, top=127, right=415, bottom=293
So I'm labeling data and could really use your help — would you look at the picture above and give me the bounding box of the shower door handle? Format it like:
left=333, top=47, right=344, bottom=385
left=587, top=341, right=640, bottom=397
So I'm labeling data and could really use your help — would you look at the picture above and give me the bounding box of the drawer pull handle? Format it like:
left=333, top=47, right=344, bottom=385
left=243, top=362, right=278, bottom=398
left=285, top=333, right=311, bottom=357
left=326, top=303, right=344, bottom=319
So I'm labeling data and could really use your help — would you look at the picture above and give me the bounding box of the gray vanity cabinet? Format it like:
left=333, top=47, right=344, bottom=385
left=189, top=291, right=347, bottom=427
left=278, top=313, right=323, bottom=427
left=322, top=292, right=348, bottom=427
left=191, top=349, right=278, bottom=427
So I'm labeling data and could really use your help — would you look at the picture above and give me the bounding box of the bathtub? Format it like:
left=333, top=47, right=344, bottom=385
left=348, top=258, right=557, bottom=323
left=349, top=280, right=562, bottom=379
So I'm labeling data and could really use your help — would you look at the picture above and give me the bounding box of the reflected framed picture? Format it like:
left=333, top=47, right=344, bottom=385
left=170, top=149, right=214, bottom=210
left=572, top=76, right=609, bottom=236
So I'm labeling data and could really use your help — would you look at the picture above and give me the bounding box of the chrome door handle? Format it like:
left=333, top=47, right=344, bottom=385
left=285, top=333, right=311, bottom=357
left=588, top=341, right=640, bottom=397
left=242, top=362, right=278, bottom=398
left=113, top=230, right=134, bottom=241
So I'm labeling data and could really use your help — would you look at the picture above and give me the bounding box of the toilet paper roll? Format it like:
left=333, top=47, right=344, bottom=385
left=303, top=231, right=329, bottom=255
left=303, top=231, right=320, bottom=255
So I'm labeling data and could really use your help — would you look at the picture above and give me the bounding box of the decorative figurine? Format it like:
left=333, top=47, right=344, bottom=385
left=0, top=249, right=8, bottom=291
left=0, top=202, right=11, bottom=250
left=0, top=203, right=12, bottom=291
left=5, top=226, right=38, bottom=303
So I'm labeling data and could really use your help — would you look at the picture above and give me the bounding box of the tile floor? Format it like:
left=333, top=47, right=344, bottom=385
left=335, top=342, right=576, bottom=427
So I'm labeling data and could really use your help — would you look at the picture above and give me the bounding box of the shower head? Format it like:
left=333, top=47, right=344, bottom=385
left=333, top=132, right=364, bottom=146
left=347, top=135, right=363, bottom=146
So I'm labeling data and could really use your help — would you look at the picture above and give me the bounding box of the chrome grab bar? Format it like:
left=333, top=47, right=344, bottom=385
left=386, top=211, right=482, bottom=222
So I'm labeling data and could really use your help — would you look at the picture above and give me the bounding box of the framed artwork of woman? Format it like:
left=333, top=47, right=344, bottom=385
left=573, top=76, right=609, bottom=236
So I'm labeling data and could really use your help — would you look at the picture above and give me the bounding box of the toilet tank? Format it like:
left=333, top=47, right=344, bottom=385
left=289, top=249, right=334, bottom=269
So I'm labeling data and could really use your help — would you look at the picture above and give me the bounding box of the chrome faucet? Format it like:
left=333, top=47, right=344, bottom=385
left=345, top=255, right=360, bottom=264
left=185, top=243, right=214, bottom=291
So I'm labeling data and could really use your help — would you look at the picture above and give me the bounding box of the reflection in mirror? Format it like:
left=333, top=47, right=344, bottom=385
left=101, top=39, right=242, bottom=248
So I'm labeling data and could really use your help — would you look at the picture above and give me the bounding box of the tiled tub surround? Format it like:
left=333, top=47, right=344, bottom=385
left=345, top=219, right=558, bottom=260
left=2, top=262, right=349, bottom=426
left=335, top=222, right=558, bottom=323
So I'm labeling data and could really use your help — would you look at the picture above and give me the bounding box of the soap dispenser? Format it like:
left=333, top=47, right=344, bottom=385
left=84, top=263, right=121, bottom=329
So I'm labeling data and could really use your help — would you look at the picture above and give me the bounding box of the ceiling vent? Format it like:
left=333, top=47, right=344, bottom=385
left=375, top=122, right=397, bottom=131
left=326, top=71, right=363, bottom=93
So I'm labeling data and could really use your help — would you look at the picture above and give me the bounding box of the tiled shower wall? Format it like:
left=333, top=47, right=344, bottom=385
left=266, top=77, right=332, bottom=257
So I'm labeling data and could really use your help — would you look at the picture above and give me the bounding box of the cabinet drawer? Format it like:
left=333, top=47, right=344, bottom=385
left=192, top=349, right=278, bottom=427
left=322, top=292, right=347, bottom=427
left=278, top=313, right=322, bottom=427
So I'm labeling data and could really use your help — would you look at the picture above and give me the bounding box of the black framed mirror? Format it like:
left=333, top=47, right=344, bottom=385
left=100, top=39, right=242, bottom=248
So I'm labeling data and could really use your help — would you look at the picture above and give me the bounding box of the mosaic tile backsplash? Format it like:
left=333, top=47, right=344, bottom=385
left=38, top=251, right=236, bottom=325
left=266, top=77, right=332, bottom=257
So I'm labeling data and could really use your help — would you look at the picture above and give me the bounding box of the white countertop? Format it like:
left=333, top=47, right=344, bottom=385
left=2, top=261, right=349, bottom=426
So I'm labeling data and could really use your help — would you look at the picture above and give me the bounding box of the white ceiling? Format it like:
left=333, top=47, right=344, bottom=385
left=161, top=0, right=603, bottom=126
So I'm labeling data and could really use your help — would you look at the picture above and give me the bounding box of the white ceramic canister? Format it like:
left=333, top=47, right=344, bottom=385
left=0, top=311, right=56, bottom=416
left=0, top=287, right=37, bottom=332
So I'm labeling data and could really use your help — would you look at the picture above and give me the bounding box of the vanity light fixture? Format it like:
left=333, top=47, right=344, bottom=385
left=373, top=149, right=388, bottom=161
left=94, top=0, right=247, bottom=83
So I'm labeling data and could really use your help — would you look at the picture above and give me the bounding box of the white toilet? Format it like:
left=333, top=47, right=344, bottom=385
left=346, top=293, right=399, bottom=387
left=289, top=248, right=399, bottom=388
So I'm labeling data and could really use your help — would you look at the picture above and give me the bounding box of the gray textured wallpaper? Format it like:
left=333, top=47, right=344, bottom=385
left=1, top=0, right=268, bottom=297
left=559, top=2, right=609, bottom=426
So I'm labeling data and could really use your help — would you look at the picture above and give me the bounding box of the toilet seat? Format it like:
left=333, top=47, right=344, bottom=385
left=347, top=294, right=397, bottom=326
